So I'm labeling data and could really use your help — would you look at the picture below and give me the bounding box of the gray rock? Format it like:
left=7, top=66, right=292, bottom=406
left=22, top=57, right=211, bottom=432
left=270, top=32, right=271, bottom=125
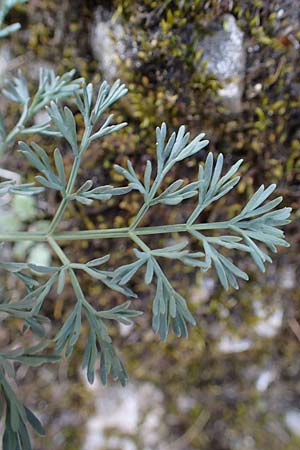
left=199, top=14, right=246, bottom=113
left=0, top=45, right=10, bottom=80
left=279, top=265, right=296, bottom=289
left=285, top=409, right=300, bottom=436
left=256, top=368, right=277, bottom=392
left=253, top=301, right=283, bottom=338
left=191, top=274, right=215, bottom=304
left=218, top=335, right=253, bottom=354
left=83, top=380, right=167, bottom=450
left=90, top=7, right=126, bottom=81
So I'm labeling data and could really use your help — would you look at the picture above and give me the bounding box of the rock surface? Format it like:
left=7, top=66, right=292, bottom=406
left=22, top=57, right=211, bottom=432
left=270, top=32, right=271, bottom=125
left=83, top=381, right=167, bottom=450
left=90, top=7, right=126, bottom=81
left=199, top=14, right=246, bottom=113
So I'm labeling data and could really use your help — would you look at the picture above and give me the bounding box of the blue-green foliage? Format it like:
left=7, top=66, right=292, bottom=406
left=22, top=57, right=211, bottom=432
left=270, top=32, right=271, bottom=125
left=0, top=71, right=291, bottom=449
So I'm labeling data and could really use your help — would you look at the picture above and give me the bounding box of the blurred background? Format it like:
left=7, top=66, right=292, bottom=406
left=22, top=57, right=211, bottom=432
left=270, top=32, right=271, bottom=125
left=0, top=1, right=300, bottom=449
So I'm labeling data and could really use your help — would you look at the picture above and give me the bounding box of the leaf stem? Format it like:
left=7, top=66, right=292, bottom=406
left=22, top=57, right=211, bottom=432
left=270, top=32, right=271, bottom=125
left=129, top=232, right=151, bottom=253
left=47, top=235, right=97, bottom=314
left=0, top=101, right=29, bottom=155
left=129, top=171, right=165, bottom=230
left=129, top=203, right=149, bottom=230
left=0, top=220, right=234, bottom=242
left=47, top=155, right=81, bottom=234
left=68, top=268, right=98, bottom=315
left=47, top=196, right=69, bottom=234
left=47, top=236, right=70, bottom=265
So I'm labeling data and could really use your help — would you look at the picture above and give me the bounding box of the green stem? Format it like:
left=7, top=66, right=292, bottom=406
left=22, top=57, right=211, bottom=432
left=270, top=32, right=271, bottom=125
left=66, top=155, right=81, bottom=192
left=47, top=235, right=96, bottom=314
left=55, top=226, right=131, bottom=240
left=68, top=268, right=97, bottom=315
left=129, top=232, right=151, bottom=253
left=129, top=171, right=165, bottom=230
left=47, top=155, right=81, bottom=234
left=129, top=203, right=149, bottom=230
left=151, top=256, right=176, bottom=294
left=0, top=221, right=233, bottom=242
left=47, top=236, right=70, bottom=265
left=47, top=197, right=69, bottom=234
left=0, top=102, right=29, bottom=155
left=0, top=232, right=45, bottom=241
